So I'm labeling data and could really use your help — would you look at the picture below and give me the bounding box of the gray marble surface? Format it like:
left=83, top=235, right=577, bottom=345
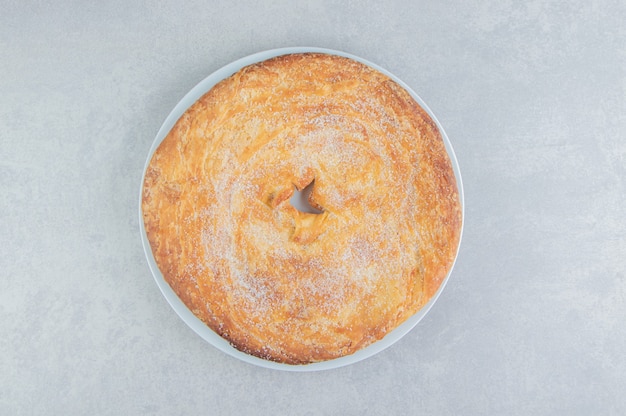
left=2, top=0, right=625, bottom=414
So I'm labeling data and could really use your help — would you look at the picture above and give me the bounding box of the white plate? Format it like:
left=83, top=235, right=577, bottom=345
left=139, top=47, right=464, bottom=371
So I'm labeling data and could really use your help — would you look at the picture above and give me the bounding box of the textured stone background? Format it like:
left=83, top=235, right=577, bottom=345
left=1, top=0, right=625, bottom=414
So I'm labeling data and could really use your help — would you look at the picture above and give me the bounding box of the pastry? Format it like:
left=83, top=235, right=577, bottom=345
left=141, top=52, right=462, bottom=364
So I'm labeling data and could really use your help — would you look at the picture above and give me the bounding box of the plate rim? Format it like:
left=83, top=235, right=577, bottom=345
left=138, top=46, right=464, bottom=372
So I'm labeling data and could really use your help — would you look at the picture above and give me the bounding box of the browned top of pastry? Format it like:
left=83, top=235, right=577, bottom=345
left=142, top=53, right=462, bottom=364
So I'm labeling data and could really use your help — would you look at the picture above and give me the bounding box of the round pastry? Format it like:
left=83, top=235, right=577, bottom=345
left=141, top=52, right=462, bottom=364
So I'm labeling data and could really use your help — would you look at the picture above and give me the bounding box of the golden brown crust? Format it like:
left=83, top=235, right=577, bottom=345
left=142, top=53, right=462, bottom=364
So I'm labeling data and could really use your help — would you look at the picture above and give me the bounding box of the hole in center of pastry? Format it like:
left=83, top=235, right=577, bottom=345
left=290, top=181, right=323, bottom=214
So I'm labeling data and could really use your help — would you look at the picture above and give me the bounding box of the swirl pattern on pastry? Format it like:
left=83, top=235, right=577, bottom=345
left=142, top=53, right=462, bottom=364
